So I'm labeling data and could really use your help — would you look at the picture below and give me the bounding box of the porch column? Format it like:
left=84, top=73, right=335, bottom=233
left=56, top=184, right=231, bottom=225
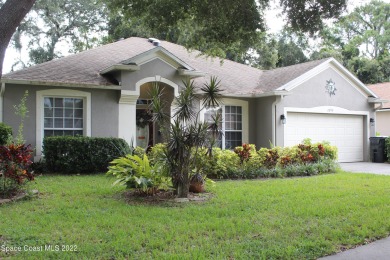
left=118, top=90, right=139, bottom=146
left=170, top=99, right=178, bottom=123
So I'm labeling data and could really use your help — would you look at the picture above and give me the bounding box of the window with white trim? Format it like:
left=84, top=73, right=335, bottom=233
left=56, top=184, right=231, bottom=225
left=43, top=97, right=84, bottom=137
left=203, top=105, right=243, bottom=149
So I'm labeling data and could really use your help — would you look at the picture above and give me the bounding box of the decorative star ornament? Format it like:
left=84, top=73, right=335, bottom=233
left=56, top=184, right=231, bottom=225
left=325, top=79, right=337, bottom=97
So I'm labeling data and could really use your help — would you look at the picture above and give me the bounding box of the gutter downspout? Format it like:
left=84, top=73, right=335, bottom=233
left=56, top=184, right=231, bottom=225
left=0, top=83, right=5, bottom=122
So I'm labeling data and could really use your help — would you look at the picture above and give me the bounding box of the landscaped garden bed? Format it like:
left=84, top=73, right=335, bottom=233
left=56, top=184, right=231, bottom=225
left=1, top=173, right=390, bottom=259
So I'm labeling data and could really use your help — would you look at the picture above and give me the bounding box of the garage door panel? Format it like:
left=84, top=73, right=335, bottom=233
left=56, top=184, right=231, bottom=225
left=285, top=113, right=364, bottom=162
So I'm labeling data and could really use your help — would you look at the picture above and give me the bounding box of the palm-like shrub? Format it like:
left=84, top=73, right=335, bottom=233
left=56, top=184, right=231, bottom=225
left=150, top=77, right=223, bottom=198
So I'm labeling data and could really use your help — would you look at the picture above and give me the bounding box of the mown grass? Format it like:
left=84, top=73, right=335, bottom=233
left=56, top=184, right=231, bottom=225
left=1, top=172, right=390, bottom=259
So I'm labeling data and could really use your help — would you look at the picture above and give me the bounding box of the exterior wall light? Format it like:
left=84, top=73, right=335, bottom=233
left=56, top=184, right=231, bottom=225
left=370, top=118, right=375, bottom=126
left=280, top=114, right=286, bottom=124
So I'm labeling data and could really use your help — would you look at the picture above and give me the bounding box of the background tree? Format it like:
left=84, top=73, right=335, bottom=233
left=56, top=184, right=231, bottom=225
left=313, top=0, right=390, bottom=83
left=235, top=32, right=278, bottom=70
left=0, top=0, right=36, bottom=79
left=106, top=0, right=346, bottom=61
left=275, top=32, right=308, bottom=67
left=280, top=0, right=346, bottom=36
left=12, top=0, right=107, bottom=67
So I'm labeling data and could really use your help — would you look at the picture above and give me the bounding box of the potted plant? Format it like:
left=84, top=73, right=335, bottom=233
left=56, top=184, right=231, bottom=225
left=189, top=172, right=205, bottom=193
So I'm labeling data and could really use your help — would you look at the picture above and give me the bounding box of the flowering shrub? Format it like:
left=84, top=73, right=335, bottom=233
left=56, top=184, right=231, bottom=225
left=234, top=143, right=252, bottom=164
left=204, top=141, right=337, bottom=179
left=124, top=140, right=338, bottom=180
left=0, top=143, right=34, bottom=197
left=264, top=148, right=280, bottom=169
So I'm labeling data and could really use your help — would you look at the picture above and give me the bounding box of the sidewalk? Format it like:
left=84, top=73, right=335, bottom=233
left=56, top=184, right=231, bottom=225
left=319, top=236, right=390, bottom=259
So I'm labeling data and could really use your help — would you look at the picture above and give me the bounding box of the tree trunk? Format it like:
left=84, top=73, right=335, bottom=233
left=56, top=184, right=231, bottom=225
left=176, top=174, right=189, bottom=198
left=0, top=0, right=36, bottom=79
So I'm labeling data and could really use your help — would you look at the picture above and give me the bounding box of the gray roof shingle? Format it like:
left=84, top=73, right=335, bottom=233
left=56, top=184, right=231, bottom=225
left=3, top=37, right=331, bottom=95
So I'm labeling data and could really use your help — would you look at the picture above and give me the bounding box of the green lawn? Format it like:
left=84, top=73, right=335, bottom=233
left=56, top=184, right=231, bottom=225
left=1, top=172, right=390, bottom=259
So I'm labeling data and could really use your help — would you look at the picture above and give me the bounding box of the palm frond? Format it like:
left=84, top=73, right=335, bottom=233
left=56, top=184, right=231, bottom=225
left=173, top=79, right=197, bottom=122
left=149, top=82, right=169, bottom=124
left=208, top=111, right=222, bottom=137
left=201, top=76, right=223, bottom=109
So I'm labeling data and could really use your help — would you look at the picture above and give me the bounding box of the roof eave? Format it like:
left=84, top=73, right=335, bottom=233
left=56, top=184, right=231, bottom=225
left=178, top=69, right=206, bottom=78
left=100, top=64, right=140, bottom=75
left=368, top=97, right=389, bottom=104
left=220, top=90, right=291, bottom=98
left=0, top=78, right=121, bottom=90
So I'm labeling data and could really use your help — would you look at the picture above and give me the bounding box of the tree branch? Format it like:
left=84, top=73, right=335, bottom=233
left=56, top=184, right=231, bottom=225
left=0, top=0, right=36, bottom=78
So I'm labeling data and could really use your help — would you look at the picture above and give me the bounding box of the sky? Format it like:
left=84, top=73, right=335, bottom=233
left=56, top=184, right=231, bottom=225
left=2, top=0, right=389, bottom=74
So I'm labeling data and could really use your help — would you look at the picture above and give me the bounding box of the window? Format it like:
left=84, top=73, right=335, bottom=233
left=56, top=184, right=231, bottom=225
left=224, top=106, right=242, bottom=149
left=203, top=104, right=245, bottom=149
left=43, top=97, right=84, bottom=137
left=36, top=89, right=91, bottom=158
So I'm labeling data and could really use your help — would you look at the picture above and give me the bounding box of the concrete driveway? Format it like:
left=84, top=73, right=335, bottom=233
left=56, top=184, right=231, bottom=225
left=339, top=162, right=390, bottom=175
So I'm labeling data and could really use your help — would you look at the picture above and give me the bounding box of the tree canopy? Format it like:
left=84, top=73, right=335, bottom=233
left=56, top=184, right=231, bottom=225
left=314, top=0, right=390, bottom=83
left=106, top=0, right=347, bottom=59
left=12, top=0, right=107, bottom=68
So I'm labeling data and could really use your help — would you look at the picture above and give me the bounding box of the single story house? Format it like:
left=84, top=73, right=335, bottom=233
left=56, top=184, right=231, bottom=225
left=368, top=82, right=390, bottom=136
left=0, top=37, right=383, bottom=162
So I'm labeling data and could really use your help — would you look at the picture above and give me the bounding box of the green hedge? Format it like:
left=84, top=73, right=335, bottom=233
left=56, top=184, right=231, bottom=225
left=43, top=136, right=131, bottom=173
left=386, top=137, right=390, bottom=162
left=0, top=122, right=12, bottom=145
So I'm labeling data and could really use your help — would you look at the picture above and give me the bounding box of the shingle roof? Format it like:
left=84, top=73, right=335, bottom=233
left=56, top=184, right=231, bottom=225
left=3, top=37, right=331, bottom=95
left=251, top=59, right=330, bottom=94
left=368, top=82, right=390, bottom=109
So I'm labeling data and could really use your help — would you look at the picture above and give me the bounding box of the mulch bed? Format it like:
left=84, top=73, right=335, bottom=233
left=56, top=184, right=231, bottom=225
left=0, top=190, right=38, bottom=205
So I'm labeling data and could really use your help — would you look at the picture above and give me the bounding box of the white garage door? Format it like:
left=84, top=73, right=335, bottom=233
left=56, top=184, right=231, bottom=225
left=284, top=113, right=364, bottom=162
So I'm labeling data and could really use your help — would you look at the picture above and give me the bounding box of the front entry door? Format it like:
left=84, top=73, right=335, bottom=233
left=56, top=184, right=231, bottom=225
left=136, top=109, right=153, bottom=149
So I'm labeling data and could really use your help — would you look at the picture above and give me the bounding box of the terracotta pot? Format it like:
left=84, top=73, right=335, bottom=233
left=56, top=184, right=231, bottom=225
left=189, top=182, right=205, bottom=193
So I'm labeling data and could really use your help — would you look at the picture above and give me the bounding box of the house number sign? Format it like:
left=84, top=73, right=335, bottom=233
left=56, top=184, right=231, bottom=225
left=325, top=79, right=337, bottom=97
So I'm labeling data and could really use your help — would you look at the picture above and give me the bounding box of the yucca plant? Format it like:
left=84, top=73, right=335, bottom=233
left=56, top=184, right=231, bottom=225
left=149, top=77, right=223, bottom=198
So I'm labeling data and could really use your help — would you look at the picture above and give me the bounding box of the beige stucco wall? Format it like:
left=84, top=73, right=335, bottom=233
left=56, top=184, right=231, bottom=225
left=121, top=58, right=186, bottom=91
left=274, top=67, right=375, bottom=161
left=250, top=96, right=278, bottom=148
left=3, top=84, right=119, bottom=153
left=376, top=110, right=390, bottom=136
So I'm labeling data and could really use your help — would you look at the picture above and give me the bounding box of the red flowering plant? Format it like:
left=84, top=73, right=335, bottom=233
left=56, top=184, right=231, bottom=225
left=0, top=143, right=34, bottom=198
left=234, top=143, right=252, bottom=164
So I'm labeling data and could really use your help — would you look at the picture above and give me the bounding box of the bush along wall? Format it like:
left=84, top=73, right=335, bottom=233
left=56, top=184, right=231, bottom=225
left=386, top=137, right=390, bottom=162
left=148, top=140, right=339, bottom=180
left=0, top=122, right=12, bottom=145
left=43, top=136, right=131, bottom=174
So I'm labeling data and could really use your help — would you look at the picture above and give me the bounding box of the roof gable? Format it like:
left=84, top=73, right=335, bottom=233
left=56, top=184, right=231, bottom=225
left=275, top=58, right=378, bottom=98
left=121, top=46, right=194, bottom=70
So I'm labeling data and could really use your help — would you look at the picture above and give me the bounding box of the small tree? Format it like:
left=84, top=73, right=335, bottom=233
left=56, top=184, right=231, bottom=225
left=150, top=77, right=222, bottom=198
left=14, top=90, right=29, bottom=144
